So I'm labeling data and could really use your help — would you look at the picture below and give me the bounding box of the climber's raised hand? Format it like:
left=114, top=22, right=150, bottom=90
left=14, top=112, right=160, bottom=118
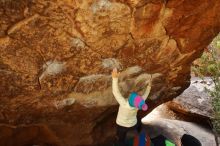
left=149, top=75, right=153, bottom=86
left=112, top=68, right=120, bottom=78
left=146, top=75, right=152, bottom=87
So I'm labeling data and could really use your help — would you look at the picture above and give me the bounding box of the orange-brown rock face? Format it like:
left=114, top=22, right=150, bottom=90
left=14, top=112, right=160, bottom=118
left=0, top=0, right=220, bottom=145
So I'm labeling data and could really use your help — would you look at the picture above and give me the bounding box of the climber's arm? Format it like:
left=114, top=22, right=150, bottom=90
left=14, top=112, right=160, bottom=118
left=112, top=69, right=127, bottom=106
left=142, top=76, right=152, bottom=100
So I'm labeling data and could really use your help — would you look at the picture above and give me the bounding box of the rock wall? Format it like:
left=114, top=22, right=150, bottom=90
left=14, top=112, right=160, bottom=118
left=0, top=0, right=220, bottom=145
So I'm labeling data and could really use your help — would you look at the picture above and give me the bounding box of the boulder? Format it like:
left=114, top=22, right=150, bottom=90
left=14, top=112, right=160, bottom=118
left=167, top=77, right=214, bottom=119
left=0, top=0, right=220, bottom=145
left=142, top=118, right=216, bottom=146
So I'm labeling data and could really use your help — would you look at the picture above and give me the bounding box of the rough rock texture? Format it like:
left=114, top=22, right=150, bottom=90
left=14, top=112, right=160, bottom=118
left=167, top=77, right=214, bottom=119
left=0, top=0, right=220, bottom=145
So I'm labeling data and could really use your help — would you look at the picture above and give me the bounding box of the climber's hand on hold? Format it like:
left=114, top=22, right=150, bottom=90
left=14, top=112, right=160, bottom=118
left=146, top=75, right=152, bottom=87
left=112, top=68, right=120, bottom=78
left=149, top=75, right=153, bottom=86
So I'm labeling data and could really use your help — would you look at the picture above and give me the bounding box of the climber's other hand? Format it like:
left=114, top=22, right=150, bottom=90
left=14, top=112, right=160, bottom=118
left=146, top=75, right=152, bottom=86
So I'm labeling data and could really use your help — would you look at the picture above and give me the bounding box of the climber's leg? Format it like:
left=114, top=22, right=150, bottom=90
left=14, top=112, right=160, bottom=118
left=116, top=125, right=128, bottom=146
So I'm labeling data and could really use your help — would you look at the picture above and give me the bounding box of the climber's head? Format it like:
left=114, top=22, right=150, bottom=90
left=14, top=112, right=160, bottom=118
left=128, top=92, right=148, bottom=111
left=181, top=134, right=201, bottom=146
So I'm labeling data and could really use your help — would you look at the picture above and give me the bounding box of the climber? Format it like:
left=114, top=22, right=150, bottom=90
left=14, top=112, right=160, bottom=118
left=112, top=68, right=152, bottom=146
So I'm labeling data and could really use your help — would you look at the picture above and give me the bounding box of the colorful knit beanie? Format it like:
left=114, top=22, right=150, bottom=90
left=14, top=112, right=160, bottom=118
left=128, top=92, right=148, bottom=111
